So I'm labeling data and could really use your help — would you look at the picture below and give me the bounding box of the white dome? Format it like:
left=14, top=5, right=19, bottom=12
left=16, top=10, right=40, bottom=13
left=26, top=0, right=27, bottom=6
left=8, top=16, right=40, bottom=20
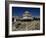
left=24, top=11, right=30, bottom=14
left=23, top=11, right=31, bottom=17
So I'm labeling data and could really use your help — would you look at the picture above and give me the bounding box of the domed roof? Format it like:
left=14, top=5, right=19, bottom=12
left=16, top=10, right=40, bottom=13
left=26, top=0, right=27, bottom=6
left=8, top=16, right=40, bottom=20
left=24, top=11, right=30, bottom=14
left=23, top=11, right=31, bottom=17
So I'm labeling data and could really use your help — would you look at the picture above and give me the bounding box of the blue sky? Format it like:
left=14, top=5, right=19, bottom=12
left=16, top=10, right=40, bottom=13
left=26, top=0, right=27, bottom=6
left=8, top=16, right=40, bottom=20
left=12, top=7, right=40, bottom=16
